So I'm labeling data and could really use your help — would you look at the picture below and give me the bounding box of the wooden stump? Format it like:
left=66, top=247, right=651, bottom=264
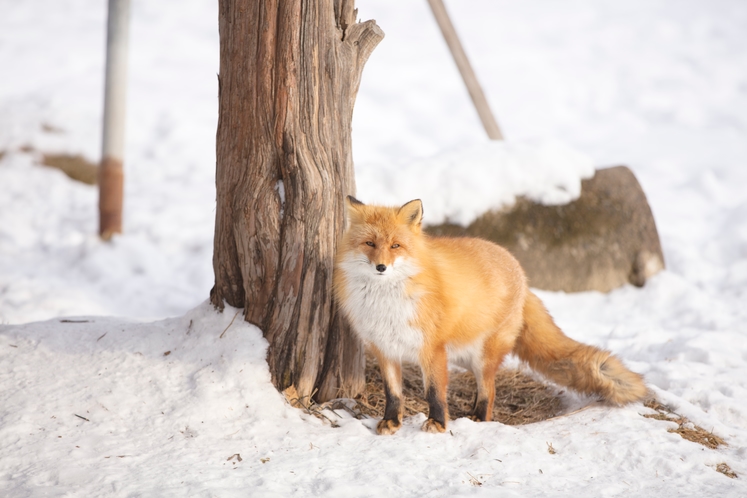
left=211, top=0, right=384, bottom=401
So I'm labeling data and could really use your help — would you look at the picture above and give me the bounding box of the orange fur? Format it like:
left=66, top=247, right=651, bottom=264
left=334, top=197, right=647, bottom=435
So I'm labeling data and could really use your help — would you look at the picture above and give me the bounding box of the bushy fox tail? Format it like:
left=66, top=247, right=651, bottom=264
left=513, top=291, right=647, bottom=405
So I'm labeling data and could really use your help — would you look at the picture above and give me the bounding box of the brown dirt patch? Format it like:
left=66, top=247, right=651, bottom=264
left=642, top=399, right=727, bottom=450
left=353, top=353, right=562, bottom=425
left=41, top=153, right=98, bottom=185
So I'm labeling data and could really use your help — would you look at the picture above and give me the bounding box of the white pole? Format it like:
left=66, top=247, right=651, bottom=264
left=99, top=0, right=131, bottom=239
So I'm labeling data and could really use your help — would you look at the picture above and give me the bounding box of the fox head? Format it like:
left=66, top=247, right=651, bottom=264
left=338, top=196, right=424, bottom=278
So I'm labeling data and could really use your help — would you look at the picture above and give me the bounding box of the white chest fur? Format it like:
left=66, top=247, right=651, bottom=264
left=338, top=256, right=423, bottom=363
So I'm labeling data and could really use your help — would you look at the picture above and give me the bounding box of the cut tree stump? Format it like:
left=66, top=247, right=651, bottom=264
left=211, top=0, right=384, bottom=403
left=427, top=166, right=665, bottom=293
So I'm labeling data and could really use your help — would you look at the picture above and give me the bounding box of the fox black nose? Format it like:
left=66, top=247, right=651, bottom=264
left=376, top=264, right=387, bottom=273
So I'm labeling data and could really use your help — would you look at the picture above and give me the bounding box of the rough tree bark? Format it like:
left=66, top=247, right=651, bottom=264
left=211, top=0, right=383, bottom=402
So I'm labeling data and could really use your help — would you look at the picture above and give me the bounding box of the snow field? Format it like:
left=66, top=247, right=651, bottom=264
left=1, top=0, right=747, bottom=495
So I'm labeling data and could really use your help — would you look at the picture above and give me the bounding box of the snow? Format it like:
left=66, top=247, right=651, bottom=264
left=356, top=138, right=595, bottom=226
left=1, top=0, right=747, bottom=495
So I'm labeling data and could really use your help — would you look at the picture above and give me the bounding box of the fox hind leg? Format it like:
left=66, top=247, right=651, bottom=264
left=470, top=333, right=515, bottom=422
left=470, top=363, right=499, bottom=422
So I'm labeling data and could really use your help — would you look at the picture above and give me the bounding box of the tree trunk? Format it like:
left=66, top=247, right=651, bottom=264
left=212, top=0, right=383, bottom=402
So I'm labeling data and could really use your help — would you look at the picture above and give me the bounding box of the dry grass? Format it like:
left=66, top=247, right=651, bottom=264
left=13, top=143, right=98, bottom=185
left=41, top=122, right=64, bottom=134
left=353, top=353, right=562, bottom=425
left=283, top=385, right=341, bottom=428
left=642, top=399, right=726, bottom=450
left=41, top=153, right=98, bottom=185
left=715, top=462, right=738, bottom=479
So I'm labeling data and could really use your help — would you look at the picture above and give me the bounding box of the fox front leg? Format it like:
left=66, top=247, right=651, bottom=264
left=421, top=346, right=449, bottom=433
left=371, top=348, right=404, bottom=435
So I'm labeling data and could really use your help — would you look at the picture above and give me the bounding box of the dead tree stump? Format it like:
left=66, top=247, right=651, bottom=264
left=211, top=0, right=384, bottom=401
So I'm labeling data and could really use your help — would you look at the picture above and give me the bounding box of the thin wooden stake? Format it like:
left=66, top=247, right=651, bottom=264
left=426, top=0, right=504, bottom=140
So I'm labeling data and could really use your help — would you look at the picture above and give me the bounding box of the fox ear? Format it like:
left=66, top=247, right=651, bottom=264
left=344, top=195, right=365, bottom=226
left=346, top=195, right=365, bottom=208
left=398, top=199, right=423, bottom=227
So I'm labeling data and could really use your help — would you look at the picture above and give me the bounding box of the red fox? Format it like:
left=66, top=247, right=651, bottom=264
left=334, top=196, right=647, bottom=435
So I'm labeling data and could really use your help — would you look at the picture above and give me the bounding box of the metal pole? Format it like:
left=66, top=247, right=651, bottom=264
left=99, top=0, right=131, bottom=239
left=426, top=0, right=504, bottom=140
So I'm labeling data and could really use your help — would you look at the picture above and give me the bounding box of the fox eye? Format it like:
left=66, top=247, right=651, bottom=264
left=365, top=241, right=375, bottom=247
left=391, top=243, right=400, bottom=249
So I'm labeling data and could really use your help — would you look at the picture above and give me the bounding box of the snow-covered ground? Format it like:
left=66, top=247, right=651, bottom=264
left=1, top=0, right=746, bottom=495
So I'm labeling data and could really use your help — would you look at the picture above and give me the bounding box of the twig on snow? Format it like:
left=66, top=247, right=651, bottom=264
left=219, top=310, right=241, bottom=339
